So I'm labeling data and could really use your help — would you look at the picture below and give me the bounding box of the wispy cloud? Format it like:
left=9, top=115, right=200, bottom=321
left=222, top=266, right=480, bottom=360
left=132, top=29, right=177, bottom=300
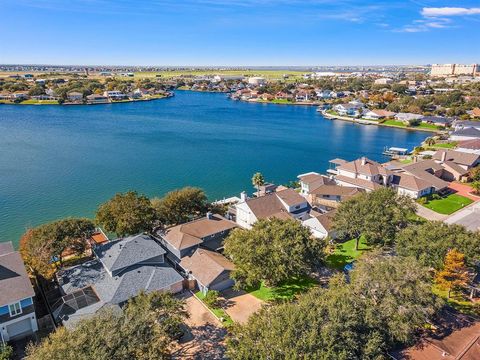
left=395, top=5, right=480, bottom=33
left=422, top=7, right=480, bottom=17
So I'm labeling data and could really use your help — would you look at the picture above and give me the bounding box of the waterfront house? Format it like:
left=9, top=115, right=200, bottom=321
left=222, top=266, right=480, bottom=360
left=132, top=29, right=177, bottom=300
left=235, top=188, right=310, bottom=229
left=394, top=112, right=424, bottom=125
left=154, top=213, right=237, bottom=263
left=180, top=248, right=235, bottom=295
left=397, top=160, right=450, bottom=192
left=12, top=92, right=29, bottom=101
left=333, top=103, right=364, bottom=117
left=54, top=234, right=183, bottom=325
left=329, top=157, right=392, bottom=191
left=315, top=90, right=333, bottom=99
left=67, top=91, right=83, bottom=102
left=298, top=172, right=335, bottom=196
left=389, top=173, right=434, bottom=199
left=86, top=94, right=109, bottom=104
left=363, top=109, right=396, bottom=120
left=103, top=90, right=127, bottom=101
left=421, top=115, right=452, bottom=127
left=0, top=242, right=38, bottom=342
left=308, top=184, right=363, bottom=209
left=450, top=127, right=480, bottom=141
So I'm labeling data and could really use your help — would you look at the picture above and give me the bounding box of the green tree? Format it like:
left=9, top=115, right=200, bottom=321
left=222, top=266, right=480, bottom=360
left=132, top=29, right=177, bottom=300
left=0, top=344, right=13, bottom=360
left=151, top=187, right=207, bottom=225
left=26, top=291, right=187, bottom=360
left=227, top=255, right=440, bottom=359
left=224, top=218, right=324, bottom=287
left=96, top=191, right=156, bottom=237
left=471, top=181, right=480, bottom=195
left=435, top=249, right=469, bottom=298
left=396, top=221, right=480, bottom=270
left=470, top=166, right=480, bottom=182
left=251, top=172, right=265, bottom=196
left=19, top=218, right=95, bottom=278
left=333, top=188, right=415, bottom=249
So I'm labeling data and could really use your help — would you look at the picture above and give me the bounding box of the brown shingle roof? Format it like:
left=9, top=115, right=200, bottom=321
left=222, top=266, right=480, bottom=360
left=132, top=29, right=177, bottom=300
left=244, top=193, right=287, bottom=219
left=275, top=188, right=306, bottom=207
left=337, top=157, right=392, bottom=177
left=391, top=173, right=432, bottom=191
left=0, top=242, right=35, bottom=305
left=433, top=150, right=480, bottom=167
left=180, top=249, right=234, bottom=287
left=161, top=215, right=237, bottom=250
left=310, top=184, right=362, bottom=197
left=458, top=139, right=480, bottom=150
left=335, top=175, right=383, bottom=191
left=314, top=211, right=336, bottom=232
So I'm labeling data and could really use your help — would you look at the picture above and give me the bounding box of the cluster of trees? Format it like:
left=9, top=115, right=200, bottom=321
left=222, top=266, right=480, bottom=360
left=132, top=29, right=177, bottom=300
left=95, top=187, right=210, bottom=236
left=227, top=254, right=441, bottom=359
left=26, top=292, right=187, bottom=360
left=20, top=218, right=95, bottom=279
left=224, top=218, right=324, bottom=288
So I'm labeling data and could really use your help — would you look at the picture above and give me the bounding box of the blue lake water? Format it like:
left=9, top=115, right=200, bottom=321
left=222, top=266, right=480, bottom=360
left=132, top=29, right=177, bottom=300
left=0, top=91, right=428, bottom=246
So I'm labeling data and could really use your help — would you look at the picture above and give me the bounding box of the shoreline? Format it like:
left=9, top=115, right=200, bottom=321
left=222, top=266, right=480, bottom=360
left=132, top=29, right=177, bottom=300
left=321, top=110, right=443, bottom=134
left=0, top=94, right=173, bottom=106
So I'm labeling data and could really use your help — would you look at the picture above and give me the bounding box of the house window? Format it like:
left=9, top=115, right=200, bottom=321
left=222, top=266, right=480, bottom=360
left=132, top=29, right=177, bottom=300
left=9, top=302, right=22, bottom=317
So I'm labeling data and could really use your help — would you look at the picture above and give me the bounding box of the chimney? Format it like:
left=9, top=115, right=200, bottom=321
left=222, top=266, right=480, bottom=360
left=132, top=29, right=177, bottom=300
left=441, top=151, right=447, bottom=162
left=206, top=211, right=213, bottom=219
left=361, top=157, right=366, bottom=166
left=240, top=191, right=247, bottom=202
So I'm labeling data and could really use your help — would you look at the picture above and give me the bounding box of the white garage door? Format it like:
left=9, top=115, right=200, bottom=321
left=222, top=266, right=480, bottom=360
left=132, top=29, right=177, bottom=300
left=7, top=318, right=33, bottom=339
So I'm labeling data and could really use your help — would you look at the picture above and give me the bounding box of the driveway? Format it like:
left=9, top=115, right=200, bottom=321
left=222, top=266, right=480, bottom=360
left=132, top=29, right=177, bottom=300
left=449, top=182, right=480, bottom=202
left=172, top=292, right=226, bottom=360
left=416, top=203, right=449, bottom=221
left=221, top=288, right=263, bottom=324
left=445, top=202, right=480, bottom=232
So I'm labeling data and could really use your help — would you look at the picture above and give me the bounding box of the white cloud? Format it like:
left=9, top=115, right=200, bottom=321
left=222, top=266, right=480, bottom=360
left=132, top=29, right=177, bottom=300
left=397, top=18, right=451, bottom=33
left=422, top=7, right=480, bottom=17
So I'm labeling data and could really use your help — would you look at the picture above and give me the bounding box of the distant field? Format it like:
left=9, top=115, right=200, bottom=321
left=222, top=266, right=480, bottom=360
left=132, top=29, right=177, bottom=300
left=133, top=69, right=305, bottom=80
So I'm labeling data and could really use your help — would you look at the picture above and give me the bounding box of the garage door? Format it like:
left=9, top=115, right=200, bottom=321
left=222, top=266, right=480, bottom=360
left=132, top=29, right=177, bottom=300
left=7, top=318, right=33, bottom=339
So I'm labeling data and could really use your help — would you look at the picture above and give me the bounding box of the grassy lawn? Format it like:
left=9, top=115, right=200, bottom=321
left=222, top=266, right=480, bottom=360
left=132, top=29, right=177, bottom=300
left=257, top=99, right=294, bottom=105
left=195, top=291, right=234, bottom=326
left=20, top=99, right=59, bottom=105
left=399, top=158, right=413, bottom=164
left=245, top=276, right=318, bottom=302
left=427, top=142, right=457, bottom=149
left=417, top=123, right=440, bottom=130
left=432, top=285, right=480, bottom=316
left=382, top=119, right=408, bottom=127
left=325, top=236, right=370, bottom=269
left=420, top=193, right=473, bottom=215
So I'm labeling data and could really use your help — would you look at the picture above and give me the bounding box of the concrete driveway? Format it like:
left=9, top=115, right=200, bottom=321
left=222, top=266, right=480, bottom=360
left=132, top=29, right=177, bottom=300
left=416, top=203, right=449, bottom=221
left=172, top=292, right=226, bottom=360
left=221, top=288, right=263, bottom=324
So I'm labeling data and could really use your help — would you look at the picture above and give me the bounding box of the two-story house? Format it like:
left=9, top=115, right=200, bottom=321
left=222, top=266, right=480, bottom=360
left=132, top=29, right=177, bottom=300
left=330, top=157, right=392, bottom=192
left=54, top=234, right=183, bottom=326
left=0, top=242, right=38, bottom=342
left=235, top=188, right=310, bottom=229
left=154, top=213, right=237, bottom=263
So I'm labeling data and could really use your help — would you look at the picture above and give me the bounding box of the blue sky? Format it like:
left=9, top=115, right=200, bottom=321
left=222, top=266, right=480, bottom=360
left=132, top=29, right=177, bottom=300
left=1, top=0, right=479, bottom=66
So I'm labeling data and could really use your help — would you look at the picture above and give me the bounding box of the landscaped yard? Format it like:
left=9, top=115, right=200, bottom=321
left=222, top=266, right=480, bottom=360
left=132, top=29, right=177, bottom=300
left=432, top=285, right=480, bottom=316
left=325, top=236, right=370, bottom=269
left=426, top=142, right=457, bottom=149
left=420, top=193, right=473, bottom=215
left=195, top=291, right=234, bottom=326
left=382, top=119, right=407, bottom=127
left=245, top=276, right=318, bottom=302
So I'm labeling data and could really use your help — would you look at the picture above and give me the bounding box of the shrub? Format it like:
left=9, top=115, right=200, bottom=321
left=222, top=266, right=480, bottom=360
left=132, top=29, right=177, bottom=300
left=203, top=290, right=220, bottom=308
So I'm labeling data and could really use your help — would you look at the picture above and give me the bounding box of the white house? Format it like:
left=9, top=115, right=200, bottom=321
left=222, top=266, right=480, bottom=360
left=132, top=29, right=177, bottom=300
left=302, top=211, right=336, bottom=239
left=235, top=188, right=309, bottom=229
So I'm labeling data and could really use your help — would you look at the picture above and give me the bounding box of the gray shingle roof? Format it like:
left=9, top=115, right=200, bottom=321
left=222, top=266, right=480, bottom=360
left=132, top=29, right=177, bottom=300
left=94, top=234, right=166, bottom=275
left=0, top=242, right=35, bottom=305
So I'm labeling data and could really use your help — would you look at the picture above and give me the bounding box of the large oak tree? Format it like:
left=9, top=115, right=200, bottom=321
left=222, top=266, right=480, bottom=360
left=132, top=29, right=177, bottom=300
left=223, top=218, right=324, bottom=288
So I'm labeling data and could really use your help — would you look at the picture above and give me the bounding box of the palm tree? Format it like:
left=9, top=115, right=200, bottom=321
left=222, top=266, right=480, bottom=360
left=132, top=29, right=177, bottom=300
left=252, top=172, right=265, bottom=197
left=425, top=137, right=436, bottom=147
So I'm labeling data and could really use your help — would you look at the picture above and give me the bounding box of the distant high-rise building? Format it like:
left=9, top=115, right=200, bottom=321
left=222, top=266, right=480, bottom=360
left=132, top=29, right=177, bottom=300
left=431, top=64, right=478, bottom=77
